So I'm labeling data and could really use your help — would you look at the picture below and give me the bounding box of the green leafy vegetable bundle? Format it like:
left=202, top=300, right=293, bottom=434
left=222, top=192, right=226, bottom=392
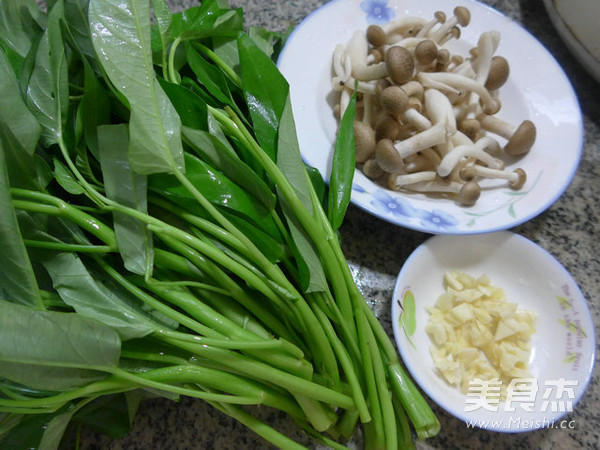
left=0, top=0, right=440, bottom=448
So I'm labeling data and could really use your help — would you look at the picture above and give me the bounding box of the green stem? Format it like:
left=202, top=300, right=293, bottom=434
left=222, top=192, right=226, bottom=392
left=161, top=337, right=354, bottom=410
left=192, top=42, right=242, bottom=87
left=23, top=240, right=113, bottom=253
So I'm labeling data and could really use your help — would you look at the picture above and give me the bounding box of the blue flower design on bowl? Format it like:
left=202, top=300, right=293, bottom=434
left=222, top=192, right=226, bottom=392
left=360, top=0, right=395, bottom=24
left=419, top=208, right=458, bottom=230
left=369, top=189, right=459, bottom=231
left=370, top=189, right=416, bottom=218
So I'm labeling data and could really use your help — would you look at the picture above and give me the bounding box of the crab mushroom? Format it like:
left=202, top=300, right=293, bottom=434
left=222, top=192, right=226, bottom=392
left=485, top=56, right=510, bottom=91
left=400, top=80, right=424, bottom=99
left=429, top=6, right=471, bottom=43
left=381, top=16, right=427, bottom=39
left=404, top=179, right=482, bottom=206
left=366, top=25, right=387, bottom=48
left=414, top=39, right=438, bottom=66
left=379, top=85, right=431, bottom=130
left=381, top=87, right=455, bottom=162
left=388, top=171, right=437, bottom=190
left=458, top=118, right=482, bottom=140
left=471, top=31, right=501, bottom=85
left=385, top=46, right=415, bottom=84
left=460, top=166, right=527, bottom=189
left=478, top=115, right=536, bottom=156
left=375, top=114, right=402, bottom=140
left=362, top=158, right=385, bottom=179
left=437, top=142, right=503, bottom=177
left=376, top=138, right=405, bottom=174
left=354, top=121, right=377, bottom=163
left=439, top=26, right=461, bottom=46
left=416, top=11, right=446, bottom=38
left=418, top=71, right=501, bottom=115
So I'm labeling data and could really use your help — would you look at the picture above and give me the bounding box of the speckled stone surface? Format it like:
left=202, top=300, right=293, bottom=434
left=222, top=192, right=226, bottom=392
left=70, top=1, right=599, bottom=449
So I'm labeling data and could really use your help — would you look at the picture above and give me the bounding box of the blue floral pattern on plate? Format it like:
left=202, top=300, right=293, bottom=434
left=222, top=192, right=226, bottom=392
left=360, top=0, right=395, bottom=24
left=367, top=189, right=459, bottom=231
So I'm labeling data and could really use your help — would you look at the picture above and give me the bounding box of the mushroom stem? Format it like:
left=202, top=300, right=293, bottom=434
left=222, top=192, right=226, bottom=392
left=478, top=115, right=536, bottom=156
left=418, top=71, right=501, bottom=115
left=391, top=170, right=437, bottom=188
left=404, top=179, right=482, bottom=206
left=416, top=11, right=446, bottom=38
left=460, top=166, right=526, bottom=189
left=381, top=16, right=427, bottom=37
left=429, top=6, right=471, bottom=43
left=437, top=143, right=503, bottom=177
left=393, top=123, right=447, bottom=159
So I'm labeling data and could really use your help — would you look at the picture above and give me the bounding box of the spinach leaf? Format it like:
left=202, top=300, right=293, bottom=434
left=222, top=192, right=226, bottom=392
left=171, top=0, right=243, bottom=40
left=328, top=91, right=357, bottom=231
left=149, top=152, right=275, bottom=236
left=98, top=124, right=154, bottom=276
left=0, top=47, right=43, bottom=190
left=0, top=300, right=121, bottom=390
left=41, top=252, right=168, bottom=341
left=237, top=33, right=290, bottom=161
left=0, top=144, right=43, bottom=309
left=89, top=0, right=184, bottom=175
left=277, top=96, right=327, bottom=293
left=24, top=0, right=68, bottom=148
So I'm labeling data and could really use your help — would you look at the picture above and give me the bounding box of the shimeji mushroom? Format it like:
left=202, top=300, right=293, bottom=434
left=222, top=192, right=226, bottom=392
left=362, top=158, right=385, bottom=179
left=460, top=165, right=527, bottom=189
left=428, top=6, right=471, bottom=43
left=382, top=16, right=428, bottom=41
left=437, top=142, right=503, bottom=177
left=376, top=138, right=405, bottom=174
left=331, top=7, right=536, bottom=207
left=346, top=31, right=416, bottom=85
left=418, top=71, right=501, bottom=115
left=379, top=85, right=432, bottom=130
left=477, top=114, right=536, bottom=156
left=403, top=179, right=482, bottom=206
left=416, top=11, right=446, bottom=38
left=485, top=56, right=510, bottom=91
left=385, top=87, right=456, bottom=162
left=388, top=170, right=437, bottom=190
left=354, top=121, right=377, bottom=163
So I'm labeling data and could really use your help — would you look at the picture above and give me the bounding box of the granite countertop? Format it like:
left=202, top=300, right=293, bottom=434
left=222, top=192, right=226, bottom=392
left=74, top=0, right=599, bottom=449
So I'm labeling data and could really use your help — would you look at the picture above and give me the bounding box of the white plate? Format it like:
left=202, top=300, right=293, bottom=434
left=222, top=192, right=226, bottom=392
left=391, top=231, right=595, bottom=432
left=277, top=0, right=583, bottom=234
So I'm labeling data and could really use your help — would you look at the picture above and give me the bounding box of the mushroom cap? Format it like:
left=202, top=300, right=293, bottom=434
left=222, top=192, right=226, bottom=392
left=434, top=11, right=447, bottom=23
left=380, top=85, right=409, bottom=116
left=459, top=165, right=478, bottom=182
left=366, top=25, right=387, bottom=48
left=375, top=114, right=401, bottom=140
left=454, top=6, right=471, bottom=27
left=485, top=56, right=510, bottom=91
left=458, top=180, right=481, bottom=206
left=368, top=48, right=384, bottom=64
left=459, top=118, right=482, bottom=140
left=362, top=158, right=385, bottom=179
left=415, top=39, right=438, bottom=65
left=504, top=120, right=536, bottom=156
left=509, top=168, right=527, bottom=189
left=376, top=138, right=405, bottom=174
left=436, top=48, right=450, bottom=67
left=354, top=121, right=377, bottom=163
left=385, top=46, right=415, bottom=85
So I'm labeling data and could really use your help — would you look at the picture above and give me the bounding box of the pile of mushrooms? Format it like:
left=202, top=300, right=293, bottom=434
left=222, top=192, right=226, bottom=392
left=331, top=6, right=536, bottom=206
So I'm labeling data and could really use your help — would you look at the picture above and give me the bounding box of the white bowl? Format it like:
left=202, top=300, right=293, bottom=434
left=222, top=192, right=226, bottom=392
left=278, top=0, right=583, bottom=234
left=544, top=0, right=600, bottom=83
left=391, top=231, right=595, bottom=432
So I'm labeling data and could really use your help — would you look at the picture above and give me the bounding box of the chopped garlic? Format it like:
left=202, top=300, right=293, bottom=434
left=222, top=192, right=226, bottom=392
left=427, top=270, right=537, bottom=398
